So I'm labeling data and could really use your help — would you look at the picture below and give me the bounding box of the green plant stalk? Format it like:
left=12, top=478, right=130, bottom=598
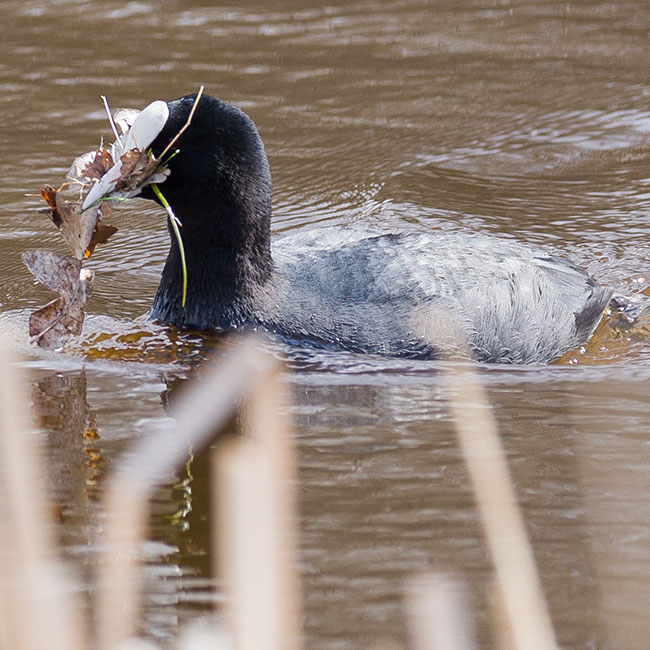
left=151, top=183, right=187, bottom=308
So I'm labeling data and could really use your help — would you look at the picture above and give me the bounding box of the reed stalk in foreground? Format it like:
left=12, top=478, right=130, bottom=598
left=0, top=347, right=86, bottom=650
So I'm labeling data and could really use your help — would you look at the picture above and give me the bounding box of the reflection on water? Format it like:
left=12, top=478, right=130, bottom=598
left=2, top=0, right=650, bottom=648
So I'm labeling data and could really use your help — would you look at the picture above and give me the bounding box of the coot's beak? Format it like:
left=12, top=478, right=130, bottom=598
left=81, top=100, right=169, bottom=211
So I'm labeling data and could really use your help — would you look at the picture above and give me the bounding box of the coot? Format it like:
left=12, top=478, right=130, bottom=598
left=115, top=93, right=613, bottom=363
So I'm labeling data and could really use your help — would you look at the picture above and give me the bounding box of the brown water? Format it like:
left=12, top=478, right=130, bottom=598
left=2, top=1, right=650, bottom=648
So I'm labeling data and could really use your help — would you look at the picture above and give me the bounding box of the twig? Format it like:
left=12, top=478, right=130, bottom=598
left=100, top=95, right=121, bottom=145
left=157, top=85, right=205, bottom=162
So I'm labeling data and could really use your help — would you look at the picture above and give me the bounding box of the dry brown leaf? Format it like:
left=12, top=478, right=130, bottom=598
left=40, top=181, right=118, bottom=260
left=67, top=149, right=114, bottom=186
left=84, top=220, right=118, bottom=258
left=115, top=149, right=162, bottom=192
left=40, top=185, right=61, bottom=225
left=81, top=149, right=114, bottom=181
left=22, top=250, right=94, bottom=349
left=23, top=249, right=80, bottom=295
left=117, top=149, right=144, bottom=177
left=40, top=186, right=98, bottom=259
left=112, top=108, right=140, bottom=136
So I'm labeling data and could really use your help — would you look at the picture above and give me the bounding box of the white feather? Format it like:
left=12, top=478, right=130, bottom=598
left=119, top=100, right=169, bottom=152
left=81, top=100, right=169, bottom=211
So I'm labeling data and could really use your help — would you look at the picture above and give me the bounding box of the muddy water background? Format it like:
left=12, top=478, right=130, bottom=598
left=2, top=1, right=650, bottom=649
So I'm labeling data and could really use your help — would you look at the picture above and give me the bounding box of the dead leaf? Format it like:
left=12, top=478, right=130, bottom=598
left=22, top=250, right=94, bottom=349
left=112, top=108, right=140, bottom=136
left=39, top=187, right=99, bottom=260
left=84, top=220, right=118, bottom=258
left=82, top=149, right=114, bottom=181
left=39, top=182, right=118, bottom=260
left=68, top=149, right=113, bottom=185
left=117, top=148, right=145, bottom=179
left=40, top=185, right=63, bottom=227
left=116, top=149, right=163, bottom=192
left=23, top=249, right=81, bottom=295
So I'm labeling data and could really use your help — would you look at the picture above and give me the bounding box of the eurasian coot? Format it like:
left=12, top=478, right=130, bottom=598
left=117, top=93, right=614, bottom=363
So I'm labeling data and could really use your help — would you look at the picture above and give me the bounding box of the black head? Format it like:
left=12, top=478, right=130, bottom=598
left=142, top=93, right=274, bottom=330
left=143, top=93, right=272, bottom=235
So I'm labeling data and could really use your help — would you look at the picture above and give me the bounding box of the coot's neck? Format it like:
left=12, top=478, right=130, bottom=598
left=150, top=193, right=274, bottom=330
left=144, top=93, right=276, bottom=331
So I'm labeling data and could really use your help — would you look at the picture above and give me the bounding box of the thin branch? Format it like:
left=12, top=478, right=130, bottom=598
left=101, top=95, right=121, bottom=145
left=156, top=85, right=205, bottom=162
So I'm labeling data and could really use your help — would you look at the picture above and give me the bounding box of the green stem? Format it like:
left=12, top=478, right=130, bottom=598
left=151, top=183, right=187, bottom=308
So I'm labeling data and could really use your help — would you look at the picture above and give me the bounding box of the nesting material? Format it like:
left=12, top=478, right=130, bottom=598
left=22, top=251, right=94, bottom=350
left=21, top=90, right=205, bottom=349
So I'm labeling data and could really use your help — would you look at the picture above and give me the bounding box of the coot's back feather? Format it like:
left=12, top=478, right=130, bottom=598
left=267, top=229, right=612, bottom=363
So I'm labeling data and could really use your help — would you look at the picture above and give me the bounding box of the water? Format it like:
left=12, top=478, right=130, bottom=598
left=1, top=1, right=650, bottom=648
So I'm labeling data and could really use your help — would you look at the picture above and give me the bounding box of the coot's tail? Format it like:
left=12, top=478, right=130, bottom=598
left=607, top=292, right=650, bottom=331
left=574, top=283, right=614, bottom=343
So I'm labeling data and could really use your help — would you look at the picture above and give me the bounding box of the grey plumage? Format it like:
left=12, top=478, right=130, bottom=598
left=265, top=229, right=612, bottom=363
